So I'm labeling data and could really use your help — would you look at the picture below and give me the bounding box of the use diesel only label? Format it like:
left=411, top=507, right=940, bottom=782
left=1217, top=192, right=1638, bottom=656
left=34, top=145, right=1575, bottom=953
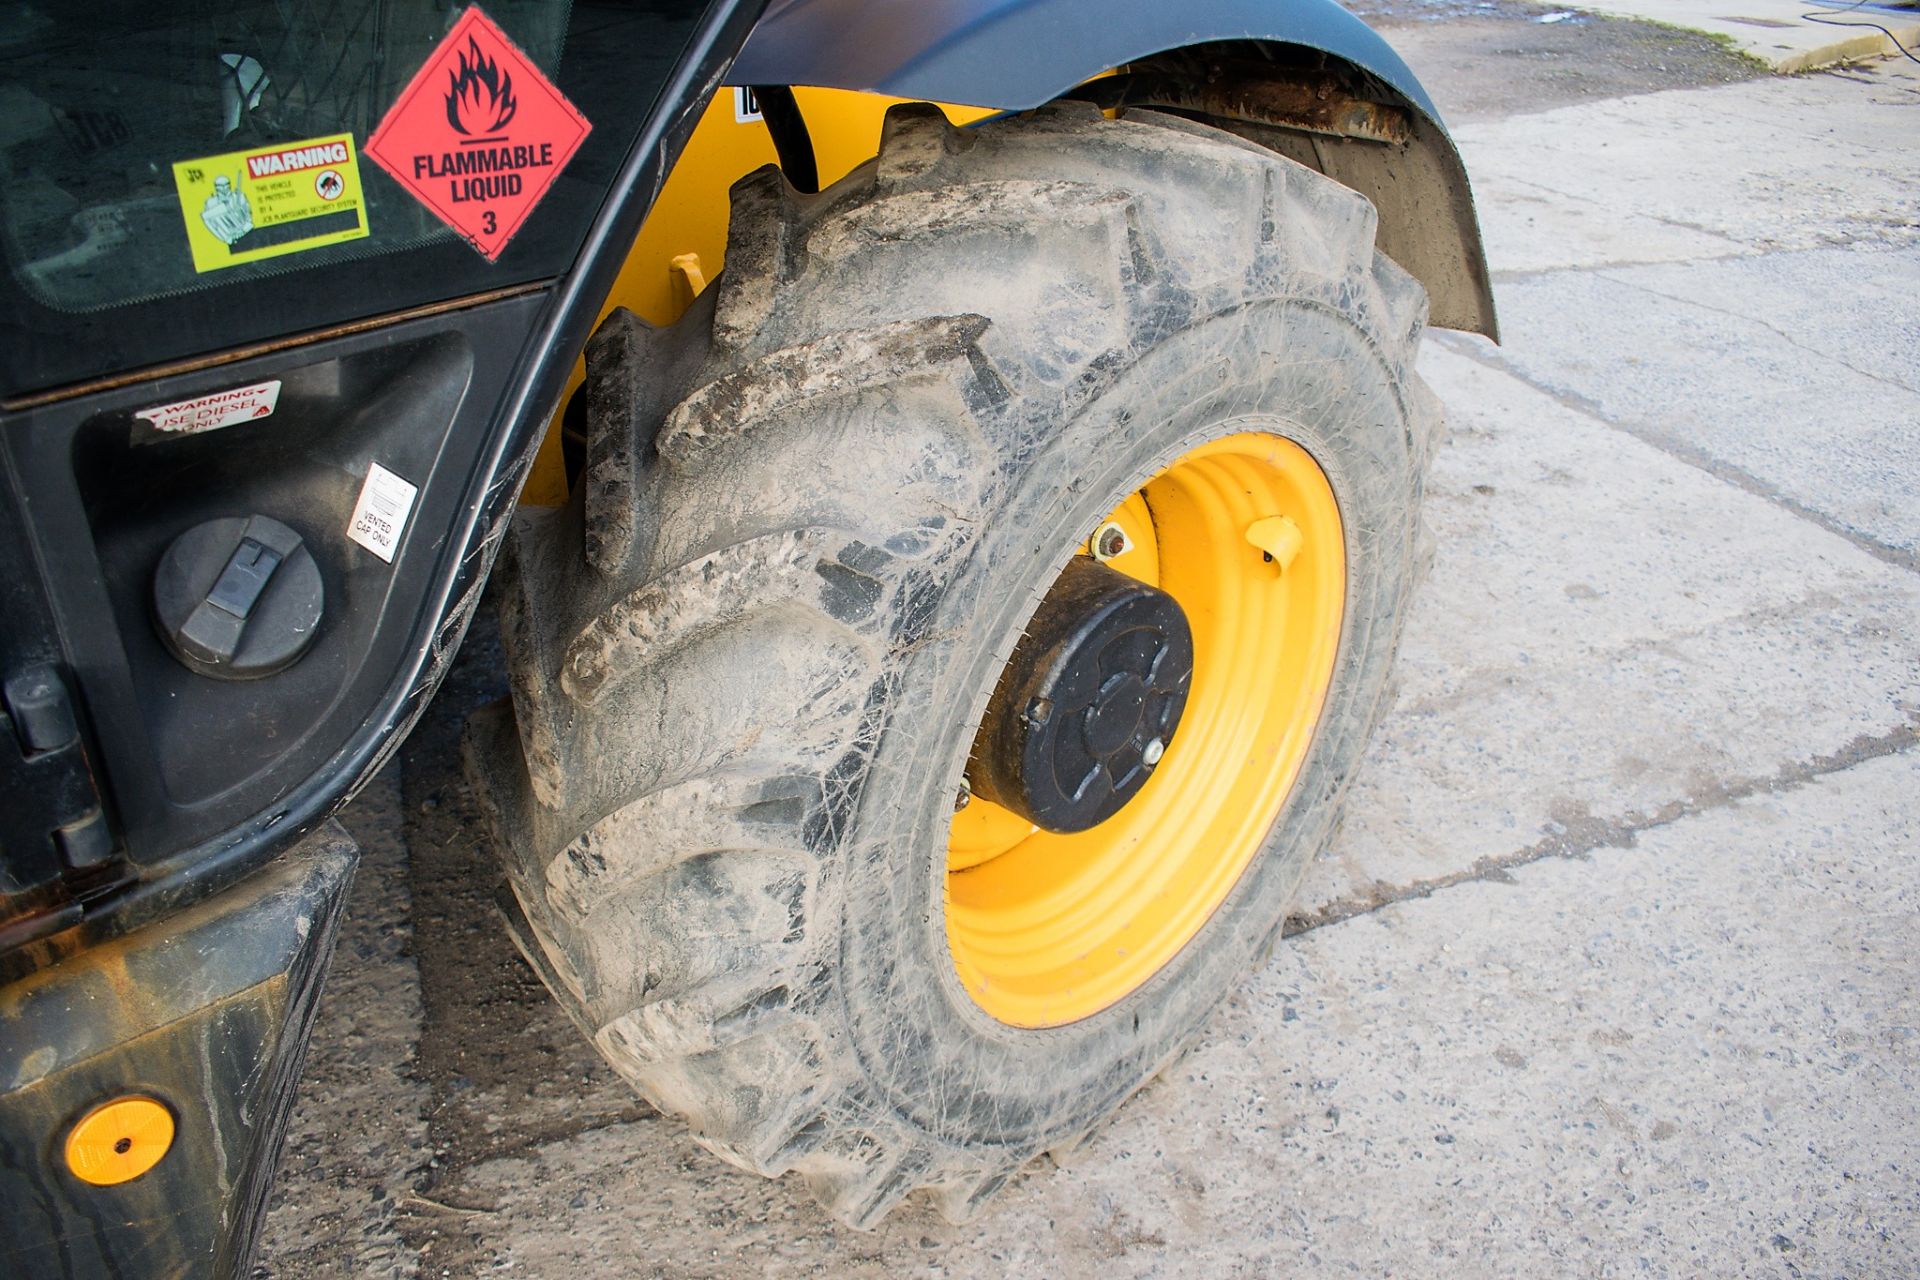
left=134, top=380, right=281, bottom=438
left=364, top=5, right=591, bottom=261
left=172, top=133, right=369, bottom=272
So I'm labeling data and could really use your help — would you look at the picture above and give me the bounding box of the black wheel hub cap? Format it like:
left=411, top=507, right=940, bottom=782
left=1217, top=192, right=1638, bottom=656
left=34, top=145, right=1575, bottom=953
left=968, top=557, right=1195, bottom=833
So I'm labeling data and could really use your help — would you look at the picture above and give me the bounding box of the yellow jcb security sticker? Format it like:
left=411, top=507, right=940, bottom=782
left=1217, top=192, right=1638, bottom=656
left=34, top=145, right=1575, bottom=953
left=172, top=132, right=369, bottom=273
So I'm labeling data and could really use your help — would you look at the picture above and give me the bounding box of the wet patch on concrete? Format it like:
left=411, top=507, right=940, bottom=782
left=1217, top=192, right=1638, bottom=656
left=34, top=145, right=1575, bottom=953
left=390, top=614, right=654, bottom=1275
left=1348, top=0, right=1763, bottom=122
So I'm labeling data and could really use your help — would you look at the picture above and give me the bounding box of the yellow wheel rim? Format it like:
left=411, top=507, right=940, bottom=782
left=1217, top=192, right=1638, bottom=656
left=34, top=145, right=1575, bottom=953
left=946, top=431, right=1344, bottom=1027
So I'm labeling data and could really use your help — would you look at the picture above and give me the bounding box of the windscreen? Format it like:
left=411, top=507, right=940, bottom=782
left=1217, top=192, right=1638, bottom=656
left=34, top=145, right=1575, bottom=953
left=0, top=0, right=714, bottom=397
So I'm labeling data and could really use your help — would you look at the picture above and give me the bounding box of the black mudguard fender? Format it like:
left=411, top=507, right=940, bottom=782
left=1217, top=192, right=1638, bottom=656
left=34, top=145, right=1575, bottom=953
left=728, top=0, right=1498, bottom=336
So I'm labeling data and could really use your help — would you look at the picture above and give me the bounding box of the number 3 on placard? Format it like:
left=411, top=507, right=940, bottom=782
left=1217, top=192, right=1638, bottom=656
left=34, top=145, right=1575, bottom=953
left=482, top=210, right=497, bottom=235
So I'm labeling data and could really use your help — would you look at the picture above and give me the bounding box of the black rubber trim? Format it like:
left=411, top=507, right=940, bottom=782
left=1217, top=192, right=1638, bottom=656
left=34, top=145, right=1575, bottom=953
left=753, top=84, right=820, bottom=193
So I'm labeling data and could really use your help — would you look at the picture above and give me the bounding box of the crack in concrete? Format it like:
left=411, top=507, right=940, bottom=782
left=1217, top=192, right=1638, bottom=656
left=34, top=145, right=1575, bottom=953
left=1284, top=717, right=1920, bottom=938
left=1593, top=269, right=1920, bottom=398
left=1488, top=247, right=1764, bottom=283
left=1389, top=583, right=1911, bottom=723
left=1433, top=330, right=1920, bottom=577
left=1487, top=230, right=1920, bottom=285
left=432, top=1107, right=658, bottom=1181
left=1481, top=173, right=1747, bottom=245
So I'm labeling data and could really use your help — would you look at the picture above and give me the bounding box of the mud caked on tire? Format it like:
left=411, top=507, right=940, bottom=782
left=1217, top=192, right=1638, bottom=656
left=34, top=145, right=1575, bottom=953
left=466, top=102, right=1440, bottom=1226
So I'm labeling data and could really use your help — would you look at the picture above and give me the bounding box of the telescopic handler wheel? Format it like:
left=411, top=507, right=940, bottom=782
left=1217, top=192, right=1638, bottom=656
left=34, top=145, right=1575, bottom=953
left=466, top=100, right=1440, bottom=1226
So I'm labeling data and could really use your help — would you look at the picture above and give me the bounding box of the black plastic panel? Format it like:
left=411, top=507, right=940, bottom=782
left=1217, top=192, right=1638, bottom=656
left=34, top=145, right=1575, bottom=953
left=0, top=0, right=767, bottom=981
left=3, top=296, right=541, bottom=862
left=0, top=822, right=356, bottom=1279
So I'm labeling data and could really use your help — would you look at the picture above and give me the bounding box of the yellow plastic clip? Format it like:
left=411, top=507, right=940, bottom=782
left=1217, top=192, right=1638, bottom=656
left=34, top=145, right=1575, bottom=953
left=668, top=251, right=708, bottom=309
left=1245, top=515, right=1304, bottom=571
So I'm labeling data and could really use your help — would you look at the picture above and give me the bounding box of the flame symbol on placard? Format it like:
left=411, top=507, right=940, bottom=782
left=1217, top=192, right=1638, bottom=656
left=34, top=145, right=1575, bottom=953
left=445, top=36, right=517, bottom=136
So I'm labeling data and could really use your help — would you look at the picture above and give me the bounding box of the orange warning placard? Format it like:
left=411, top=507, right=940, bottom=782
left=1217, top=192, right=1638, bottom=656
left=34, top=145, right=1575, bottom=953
left=365, top=6, right=590, bottom=260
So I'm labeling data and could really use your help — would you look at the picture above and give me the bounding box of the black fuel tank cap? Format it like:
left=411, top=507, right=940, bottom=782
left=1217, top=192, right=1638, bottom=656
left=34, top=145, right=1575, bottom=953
left=152, top=514, right=323, bottom=680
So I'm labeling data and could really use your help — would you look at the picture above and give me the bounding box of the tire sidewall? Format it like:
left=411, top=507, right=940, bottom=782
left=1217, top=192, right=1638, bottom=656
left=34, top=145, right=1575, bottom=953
left=833, top=297, right=1420, bottom=1151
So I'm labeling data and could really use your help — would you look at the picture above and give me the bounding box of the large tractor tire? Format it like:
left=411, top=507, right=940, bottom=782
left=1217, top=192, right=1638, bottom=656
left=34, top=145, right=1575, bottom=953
left=466, top=101, right=1440, bottom=1227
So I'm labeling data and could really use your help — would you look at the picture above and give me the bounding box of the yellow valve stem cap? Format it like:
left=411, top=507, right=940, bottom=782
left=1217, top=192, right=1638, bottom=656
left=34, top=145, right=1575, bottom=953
left=1245, top=514, right=1304, bottom=570
left=65, top=1096, right=175, bottom=1186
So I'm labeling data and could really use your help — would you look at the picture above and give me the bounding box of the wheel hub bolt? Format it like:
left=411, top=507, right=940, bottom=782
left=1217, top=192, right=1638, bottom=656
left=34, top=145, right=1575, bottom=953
left=1142, top=737, right=1165, bottom=767
left=1091, top=521, right=1132, bottom=562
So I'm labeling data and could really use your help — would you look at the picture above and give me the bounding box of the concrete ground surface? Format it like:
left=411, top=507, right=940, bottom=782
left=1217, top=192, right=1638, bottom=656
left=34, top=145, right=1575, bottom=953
left=258, top=10, right=1920, bottom=1279
left=1567, top=0, right=1920, bottom=73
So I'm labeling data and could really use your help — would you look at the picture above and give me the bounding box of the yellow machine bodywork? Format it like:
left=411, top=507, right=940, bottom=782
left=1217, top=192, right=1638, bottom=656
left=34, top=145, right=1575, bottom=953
left=520, top=89, right=992, bottom=506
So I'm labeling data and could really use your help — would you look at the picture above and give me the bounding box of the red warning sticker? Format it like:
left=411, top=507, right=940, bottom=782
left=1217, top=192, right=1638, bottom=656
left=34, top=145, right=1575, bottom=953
left=135, top=380, right=281, bottom=437
left=364, top=6, right=590, bottom=260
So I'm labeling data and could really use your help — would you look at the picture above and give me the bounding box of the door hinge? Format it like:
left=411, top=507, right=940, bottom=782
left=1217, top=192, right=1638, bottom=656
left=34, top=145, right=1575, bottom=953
left=1, top=665, right=115, bottom=895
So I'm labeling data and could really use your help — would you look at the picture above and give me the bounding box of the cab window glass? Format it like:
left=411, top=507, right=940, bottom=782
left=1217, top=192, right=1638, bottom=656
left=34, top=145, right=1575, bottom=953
left=0, top=0, right=711, bottom=396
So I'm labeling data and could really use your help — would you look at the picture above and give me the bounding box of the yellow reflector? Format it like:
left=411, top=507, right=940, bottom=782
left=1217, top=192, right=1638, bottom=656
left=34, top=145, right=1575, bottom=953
left=65, top=1096, right=175, bottom=1186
